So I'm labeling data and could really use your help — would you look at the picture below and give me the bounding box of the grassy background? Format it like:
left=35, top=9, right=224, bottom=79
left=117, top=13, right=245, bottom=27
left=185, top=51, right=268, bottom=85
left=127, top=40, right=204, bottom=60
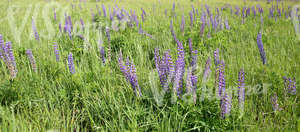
left=0, top=0, right=299, bottom=131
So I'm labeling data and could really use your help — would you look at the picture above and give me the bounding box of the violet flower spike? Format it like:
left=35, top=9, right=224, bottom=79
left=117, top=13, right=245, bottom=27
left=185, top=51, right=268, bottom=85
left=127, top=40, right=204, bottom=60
left=220, top=93, right=232, bottom=119
left=32, top=19, right=40, bottom=41
left=26, top=49, right=37, bottom=72
left=202, top=57, right=211, bottom=82
left=68, top=53, right=75, bottom=74
left=53, top=44, right=60, bottom=62
left=256, top=32, right=267, bottom=65
left=238, top=69, right=245, bottom=110
left=180, top=15, right=185, bottom=33
left=271, top=94, right=279, bottom=111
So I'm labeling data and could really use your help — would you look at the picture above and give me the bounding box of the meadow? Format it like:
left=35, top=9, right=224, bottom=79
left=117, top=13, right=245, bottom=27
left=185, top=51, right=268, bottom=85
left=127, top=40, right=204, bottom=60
left=0, top=0, right=299, bottom=131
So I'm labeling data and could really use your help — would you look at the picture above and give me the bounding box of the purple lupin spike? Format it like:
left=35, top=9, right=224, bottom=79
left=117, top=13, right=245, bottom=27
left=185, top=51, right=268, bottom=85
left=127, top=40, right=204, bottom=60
left=53, top=44, right=60, bottom=62
left=189, top=11, right=193, bottom=27
left=271, top=94, right=279, bottom=111
left=0, top=34, right=4, bottom=60
left=5, top=41, right=17, bottom=78
left=225, top=17, right=230, bottom=30
left=217, top=61, right=225, bottom=97
left=154, top=48, right=161, bottom=76
left=102, top=4, right=107, bottom=17
left=99, top=44, right=106, bottom=64
left=238, top=69, right=245, bottom=110
left=105, top=27, right=111, bottom=62
left=118, top=51, right=130, bottom=82
left=256, top=32, right=266, bottom=65
left=53, top=8, right=57, bottom=21
left=26, top=49, right=37, bottom=72
left=188, top=38, right=193, bottom=54
left=284, top=77, right=297, bottom=95
left=129, top=60, right=142, bottom=97
left=32, top=19, right=40, bottom=41
left=220, top=93, right=231, bottom=119
left=202, top=57, right=211, bottom=82
left=68, top=53, right=75, bottom=74
left=214, top=48, right=220, bottom=66
left=180, top=15, right=185, bottom=33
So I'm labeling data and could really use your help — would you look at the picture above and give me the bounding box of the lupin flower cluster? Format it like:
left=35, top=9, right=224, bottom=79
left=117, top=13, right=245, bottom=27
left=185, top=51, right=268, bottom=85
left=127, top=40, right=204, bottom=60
left=271, top=94, right=279, bottom=111
left=98, top=40, right=106, bottom=64
left=105, top=27, right=112, bottom=62
left=26, top=49, right=37, bottom=72
left=217, top=61, right=225, bottom=97
left=0, top=36, right=17, bottom=78
left=238, top=69, right=245, bottom=110
left=256, top=32, right=266, bottom=65
left=53, top=44, right=60, bottom=62
left=220, top=93, right=232, bottom=119
left=118, top=51, right=142, bottom=97
left=154, top=48, right=174, bottom=91
left=68, top=53, right=75, bottom=74
left=32, top=19, right=40, bottom=41
left=283, top=77, right=296, bottom=95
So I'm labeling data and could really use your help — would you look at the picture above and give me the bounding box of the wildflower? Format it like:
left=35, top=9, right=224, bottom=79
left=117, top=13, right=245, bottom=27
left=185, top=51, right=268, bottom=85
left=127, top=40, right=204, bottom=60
left=32, top=19, right=40, bottom=41
left=202, top=57, right=211, bottom=82
left=53, top=44, right=60, bottom=62
left=180, top=15, right=185, bottom=33
left=68, top=53, right=75, bottom=74
left=118, top=51, right=142, bottom=97
left=220, top=93, right=232, bottom=119
left=256, top=32, right=266, bottom=65
left=26, top=49, right=37, bottom=72
left=102, top=4, right=106, bottom=17
left=238, top=69, right=245, bottom=110
left=271, top=94, right=279, bottom=111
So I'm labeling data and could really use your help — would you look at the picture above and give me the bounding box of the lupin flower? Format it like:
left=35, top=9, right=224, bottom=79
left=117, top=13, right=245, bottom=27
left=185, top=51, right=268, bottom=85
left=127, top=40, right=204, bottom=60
left=180, top=15, right=185, bottom=33
left=53, top=8, right=57, bottom=21
left=271, top=94, right=279, bottom=111
left=252, top=6, right=256, bottom=17
left=0, top=34, right=4, bottom=59
left=220, top=93, right=232, bottom=119
left=68, top=53, right=75, bottom=74
left=53, top=44, right=60, bottom=62
left=32, top=19, right=40, bottom=41
left=99, top=45, right=106, bottom=64
left=118, top=51, right=142, bottom=97
left=26, top=49, right=37, bottom=72
left=217, top=61, right=225, bottom=97
left=170, top=20, right=178, bottom=42
left=235, top=6, right=240, bottom=16
left=283, top=77, right=297, bottom=95
left=173, top=40, right=185, bottom=97
left=256, top=32, right=266, bottom=65
left=105, top=27, right=111, bottom=62
left=202, top=57, right=211, bottom=82
left=238, top=69, right=245, bottom=110
left=4, top=42, right=17, bottom=78
left=130, top=61, right=142, bottom=97
left=189, top=11, right=193, bottom=27
left=102, top=4, right=106, bottom=17
left=246, top=7, right=250, bottom=17
left=214, top=48, right=220, bottom=66
left=224, top=17, right=230, bottom=30
left=188, top=38, right=193, bottom=54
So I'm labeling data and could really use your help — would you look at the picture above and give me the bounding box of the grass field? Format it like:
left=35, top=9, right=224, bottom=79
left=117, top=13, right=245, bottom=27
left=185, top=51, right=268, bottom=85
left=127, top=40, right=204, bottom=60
left=0, top=0, right=299, bottom=131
